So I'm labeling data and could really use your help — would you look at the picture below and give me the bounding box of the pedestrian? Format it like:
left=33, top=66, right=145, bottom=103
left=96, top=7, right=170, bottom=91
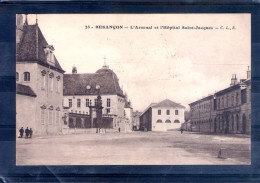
left=19, top=127, right=24, bottom=138
left=181, top=128, right=183, bottom=134
left=29, top=128, right=33, bottom=138
left=25, top=127, right=30, bottom=138
left=118, top=127, right=120, bottom=133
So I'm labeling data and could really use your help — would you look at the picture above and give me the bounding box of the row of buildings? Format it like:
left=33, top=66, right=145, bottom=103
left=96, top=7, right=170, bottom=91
left=183, top=70, right=251, bottom=134
left=16, top=14, right=135, bottom=136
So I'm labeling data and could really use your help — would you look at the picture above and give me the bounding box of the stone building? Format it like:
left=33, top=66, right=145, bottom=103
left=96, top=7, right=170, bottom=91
left=63, top=64, right=131, bottom=131
left=189, top=69, right=251, bottom=134
left=132, top=111, right=142, bottom=130
left=16, top=15, right=65, bottom=135
left=140, top=99, right=185, bottom=131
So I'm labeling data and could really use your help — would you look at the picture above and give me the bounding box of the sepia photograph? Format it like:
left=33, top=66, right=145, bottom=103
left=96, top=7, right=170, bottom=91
left=16, top=14, right=251, bottom=165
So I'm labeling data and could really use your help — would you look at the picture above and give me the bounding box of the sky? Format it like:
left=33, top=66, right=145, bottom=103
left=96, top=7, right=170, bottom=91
left=24, top=14, right=250, bottom=112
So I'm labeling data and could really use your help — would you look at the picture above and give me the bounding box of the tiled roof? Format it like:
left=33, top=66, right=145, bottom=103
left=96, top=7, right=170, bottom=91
left=16, top=24, right=64, bottom=73
left=140, top=103, right=157, bottom=117
left=152, top=99, right=185, bottom=108
left=16, top=83, right=37, bottom=97
left=63, top=71, right=124, bottom=97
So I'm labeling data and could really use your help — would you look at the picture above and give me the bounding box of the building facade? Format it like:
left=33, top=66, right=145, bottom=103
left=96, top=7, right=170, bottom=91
left=63, top=65, right=131, bottom=132
left=140, top=99, right=185, bottom=131
left=189, top=70, right=251, bottom=134
left=16, top=15, right=65, bottom=135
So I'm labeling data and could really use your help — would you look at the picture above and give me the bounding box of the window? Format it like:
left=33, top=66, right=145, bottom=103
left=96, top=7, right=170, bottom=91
left=214, top=99, right=217, bottom=110
left=69, top=99, right=72, bottom=108
left=41, top=75, right=46, bottom=89
left=165, top=119, right=171, bottom=123
left=41, top=109, right=45, bottom=124
left=16, top=72, right=19, bottom=82
left=56, top=111, right=59, bottom=124
left=156, top=119, right=162, bottom=123
left=57, top=79, right=60, bottom=92
left=166, top=110, right=170, bottom=115
left=49, top=110, right=53, bottom=124
left=86, top=99, right=90, bottom=107
left=236, top=92, right=239, bottom=105
left=77, top=99, right=81, bottom=107
left=231, top=95, right=234, bottom=106
left=174, top=119, right=180, bottom=123
left=90, top=100, right=92, bottom=106
left=241, top=89, right=247, bottom=104
left=56, top=76, right=61, bottom=92
left=107, top=108, right=110, bottom=114
left=24, top=72, right=30, bottom=81
left=158, top=109, right=161, bottom=115
left=94, top=99, right=97, bottom=106
left=226, top=95, right=229, bottom=108
left=175, top=110, right=179, bottom=115
left=50, top=77, right=53, bottom=91
left=107, top=98, right=111, bottom=107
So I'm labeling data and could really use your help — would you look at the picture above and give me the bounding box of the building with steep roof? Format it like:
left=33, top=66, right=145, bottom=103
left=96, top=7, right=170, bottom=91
left=140, top=99, right=185, bottom=131
left=63, top=64, right=128, bottom=131
left=16, top=14, right=65, bottom=136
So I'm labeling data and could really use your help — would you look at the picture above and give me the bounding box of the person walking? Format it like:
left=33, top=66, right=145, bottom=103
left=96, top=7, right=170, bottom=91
left=19, top=127, right=24, bottom=138
left=29, top=128, right=33, bottom=138
left=181, top=128, right=183, bottom=134
left=25, top=127, right=30, bottom=138
left=118, top=127, right=121, bottom=133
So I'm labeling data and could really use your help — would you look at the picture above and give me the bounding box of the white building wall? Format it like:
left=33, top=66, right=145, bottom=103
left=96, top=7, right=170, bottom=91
left=63, top=94, right=124, bottom=117
left=151, top=107, right=185, bottom=131
left=16, top=62, right=64, bottom=135
left=16, top=94, right=36, bottom=137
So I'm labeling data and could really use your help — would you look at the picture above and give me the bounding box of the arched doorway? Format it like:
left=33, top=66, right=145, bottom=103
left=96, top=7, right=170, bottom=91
left=214, top=118, right=217, bottom=133
left=231, top=115, right=234, bottom=132
left=242, top=114, right=246, bottom=134
left=76, top=117, right=82, bottom=128
left=69, top=118, right=74, bottom=128
left=236, top=114, right=239, bottom=132
left=225, top=115, right=229, bottom=134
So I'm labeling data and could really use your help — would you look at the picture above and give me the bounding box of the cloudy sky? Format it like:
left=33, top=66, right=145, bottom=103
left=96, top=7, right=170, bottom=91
left=25, top=14, right=250, bottom=111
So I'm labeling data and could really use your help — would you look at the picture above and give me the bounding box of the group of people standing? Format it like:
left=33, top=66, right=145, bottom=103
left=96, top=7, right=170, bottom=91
left=19, top=127, right=33, bottom=138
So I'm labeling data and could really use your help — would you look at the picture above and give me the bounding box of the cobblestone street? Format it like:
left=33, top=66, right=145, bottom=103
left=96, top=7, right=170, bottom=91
left=16, top=131, right=250, bottom=165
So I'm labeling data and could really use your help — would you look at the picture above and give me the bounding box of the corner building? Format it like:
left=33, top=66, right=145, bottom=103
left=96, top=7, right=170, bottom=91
left=16, top=15, right=65, bottom=135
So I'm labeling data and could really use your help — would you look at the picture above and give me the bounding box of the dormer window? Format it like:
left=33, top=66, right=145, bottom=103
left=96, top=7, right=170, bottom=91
left=44, top=45, right=55, bottom=66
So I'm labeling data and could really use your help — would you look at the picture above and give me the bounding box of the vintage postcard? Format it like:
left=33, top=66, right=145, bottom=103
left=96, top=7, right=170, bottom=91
left=16, top=14, right=251, bottom=165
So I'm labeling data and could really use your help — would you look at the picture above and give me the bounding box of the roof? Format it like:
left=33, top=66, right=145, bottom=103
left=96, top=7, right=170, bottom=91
left=132, top=111, right=142, bottom=117
left=16, top=23, right=64, bottom=73
left=140, top=103, right=157, bottom=117
left=16, top=83, right=37, bottom=97
left=152, top=99, right=185, bottom=109
left=63, top=70, right=124, bottom=97
left=189, top=95, right=213, bottom=106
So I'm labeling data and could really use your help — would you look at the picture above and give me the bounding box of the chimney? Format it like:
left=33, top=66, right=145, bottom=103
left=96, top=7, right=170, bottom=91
left=72, top=66, right=77, bottom=74
left=230, top=74, right=237, bottom=86
left=247, top=66, right=251, bottom=79
left=16, top=14, right=24, bottom=44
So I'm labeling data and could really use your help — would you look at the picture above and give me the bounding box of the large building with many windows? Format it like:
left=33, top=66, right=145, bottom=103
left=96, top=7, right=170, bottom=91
left=63, top=64, right=129, bottom=131
left=189, top=69, right=251, bottom=134
left=16, top=15, right=65, bottom=135
left=140, top=99, right=185, bottom=131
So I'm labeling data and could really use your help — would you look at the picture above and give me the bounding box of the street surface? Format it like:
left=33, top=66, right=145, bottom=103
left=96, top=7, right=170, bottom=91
left=16, top=131, right=250, bottom=165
